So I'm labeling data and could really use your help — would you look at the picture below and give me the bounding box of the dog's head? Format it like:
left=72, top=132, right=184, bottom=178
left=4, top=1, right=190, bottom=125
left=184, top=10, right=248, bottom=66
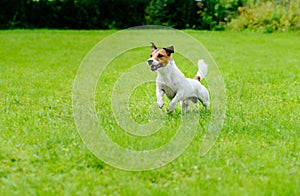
left=147, top=42, right=174, bottom=71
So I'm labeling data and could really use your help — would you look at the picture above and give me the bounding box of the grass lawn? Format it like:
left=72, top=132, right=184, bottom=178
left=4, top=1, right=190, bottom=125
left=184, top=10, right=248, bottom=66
left=0, top=30, right=299, bottom=195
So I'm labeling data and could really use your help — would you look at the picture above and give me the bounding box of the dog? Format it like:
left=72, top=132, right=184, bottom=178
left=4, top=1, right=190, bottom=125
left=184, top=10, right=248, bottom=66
left=147, top=42, right=210, bottom=113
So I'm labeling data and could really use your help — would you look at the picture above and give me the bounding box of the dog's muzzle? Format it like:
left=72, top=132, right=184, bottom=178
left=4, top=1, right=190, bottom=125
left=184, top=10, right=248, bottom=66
left=147, top=59, right=163, bottom=71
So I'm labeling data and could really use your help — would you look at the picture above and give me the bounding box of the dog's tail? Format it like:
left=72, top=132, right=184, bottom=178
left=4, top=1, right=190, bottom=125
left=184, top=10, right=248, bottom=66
left=194, top=59, right=208, bottom=81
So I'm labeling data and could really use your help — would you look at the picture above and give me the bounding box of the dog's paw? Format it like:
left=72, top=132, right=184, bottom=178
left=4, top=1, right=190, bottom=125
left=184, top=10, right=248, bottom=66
left=167, top=110, right=172, bottom=114
left=168, top=105, right=176, bottom=113
left=203, top=101, right=210, bottom=110
left=157, top=102, right=164, bottom=109
left=205, top=104, right=210, bottom=110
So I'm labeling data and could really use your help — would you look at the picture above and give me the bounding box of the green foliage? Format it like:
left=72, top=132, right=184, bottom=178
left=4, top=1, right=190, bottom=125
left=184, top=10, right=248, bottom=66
left=196, top=0, right=244, bottom=30
left=228, top=0, right=300, bottom=32
left=1, top=0, right=299, bottom=30
left=145, top=0, right=200, bottom=29
left=9, top=0, right=298, bottom=31
left=0, top=0, right=244, bottom=30
left=145, top=0, right=244, bottom=30
left=0, top=0, right=149, bottom=29
left=0, top=0, right=27, bottom=28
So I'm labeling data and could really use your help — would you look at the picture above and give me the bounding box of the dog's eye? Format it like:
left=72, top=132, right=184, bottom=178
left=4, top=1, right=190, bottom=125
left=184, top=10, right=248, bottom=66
left=150, top=54, right=152, bottom=57
left=158, top=54, right=164, bottom=58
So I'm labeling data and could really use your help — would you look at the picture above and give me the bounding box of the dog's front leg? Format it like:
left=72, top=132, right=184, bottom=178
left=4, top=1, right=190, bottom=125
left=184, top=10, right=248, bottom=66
left=168, top=91, right=183, bottom=113
left=156, top=87, right=164, bottom=109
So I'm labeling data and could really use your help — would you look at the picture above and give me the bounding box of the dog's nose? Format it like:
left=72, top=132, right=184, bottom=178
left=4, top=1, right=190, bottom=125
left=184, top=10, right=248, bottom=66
left=147, top=60, right=153, bottom=65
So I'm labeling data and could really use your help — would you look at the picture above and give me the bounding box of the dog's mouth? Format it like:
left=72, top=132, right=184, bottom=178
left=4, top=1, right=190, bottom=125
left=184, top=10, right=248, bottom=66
left=150, top=63, right=163, bottom=71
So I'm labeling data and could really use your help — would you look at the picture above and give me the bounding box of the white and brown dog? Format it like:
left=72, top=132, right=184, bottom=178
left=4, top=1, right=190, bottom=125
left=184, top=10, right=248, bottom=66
left=147, top=42, right=210, bottom=113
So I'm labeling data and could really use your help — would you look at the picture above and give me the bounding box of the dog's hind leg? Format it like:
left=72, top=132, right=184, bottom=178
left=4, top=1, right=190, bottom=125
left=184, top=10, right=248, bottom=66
left=202, top=100, right=210, bottom=110
left=180, top=100, right=189, bottom=115
left=197, top=87, right=210, bottom=110
left=180, top=100, right=190, bottom=109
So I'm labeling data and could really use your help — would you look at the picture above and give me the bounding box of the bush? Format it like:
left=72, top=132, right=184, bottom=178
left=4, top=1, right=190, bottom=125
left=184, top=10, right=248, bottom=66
left=228, top=0, right=300, bottom=32
left=0, top=0, right=27, bottom=28
left=145, top=0, right=244, bottom=30
left=0, top=0, right=149, bottom=29
left=145, top=0, right=200, bottom=29
left=196, top=0, right=244, bottom=30
left=2, top=0, right=299, bottom=31
left=0, top=0, right=244, bottom=30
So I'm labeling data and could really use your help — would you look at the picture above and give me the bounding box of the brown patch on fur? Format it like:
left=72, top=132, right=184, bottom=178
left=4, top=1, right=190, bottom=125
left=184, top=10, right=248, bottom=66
left=194, top=76, right=201, bottom=81
left=151, top=49, right=172, bottom=67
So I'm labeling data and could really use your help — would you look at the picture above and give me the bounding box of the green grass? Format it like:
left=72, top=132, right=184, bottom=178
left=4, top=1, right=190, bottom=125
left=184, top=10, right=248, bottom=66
left=1, top=30, right=300, bottom=195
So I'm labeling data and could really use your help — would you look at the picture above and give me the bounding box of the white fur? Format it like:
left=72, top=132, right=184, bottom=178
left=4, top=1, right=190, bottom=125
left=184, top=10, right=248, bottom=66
left=197, top=59, right=208, bottom=79
left=149, top=57, right=210, bottom=113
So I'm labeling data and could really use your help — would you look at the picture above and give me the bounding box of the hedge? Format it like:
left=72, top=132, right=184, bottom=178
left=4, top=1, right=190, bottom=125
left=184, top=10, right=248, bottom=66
left=0, top=0, right=243, bottom=30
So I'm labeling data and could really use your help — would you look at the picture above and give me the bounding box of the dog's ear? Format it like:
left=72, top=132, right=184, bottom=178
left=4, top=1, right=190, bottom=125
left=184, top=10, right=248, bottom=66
left=163, top=46, right=174, bottom=56
left=151, top=42, right=157, bottom=52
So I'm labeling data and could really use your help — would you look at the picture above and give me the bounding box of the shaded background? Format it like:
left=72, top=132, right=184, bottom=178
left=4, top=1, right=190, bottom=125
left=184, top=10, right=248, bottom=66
left=0, top=0, right=299, bottom=31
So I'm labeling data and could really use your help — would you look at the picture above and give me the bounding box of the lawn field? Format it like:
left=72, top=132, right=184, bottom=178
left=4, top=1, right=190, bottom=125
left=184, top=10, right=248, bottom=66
left=1, top=30, right=300, bottom=195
